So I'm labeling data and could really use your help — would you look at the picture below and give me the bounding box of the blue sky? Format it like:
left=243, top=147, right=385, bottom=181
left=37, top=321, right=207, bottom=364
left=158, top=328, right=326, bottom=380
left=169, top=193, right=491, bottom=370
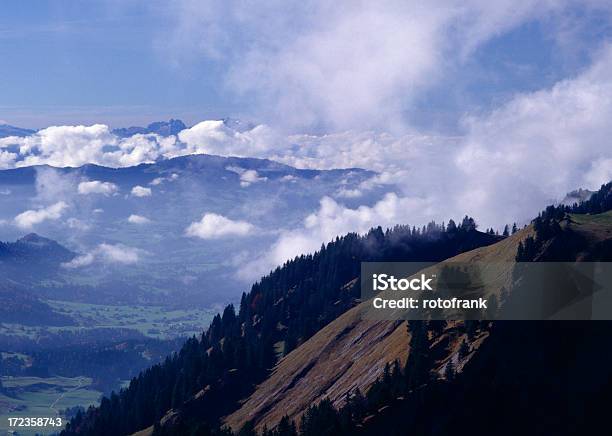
left=0, top=1, right=611, bottom=132
left=0, top=1, right=234, bottom=127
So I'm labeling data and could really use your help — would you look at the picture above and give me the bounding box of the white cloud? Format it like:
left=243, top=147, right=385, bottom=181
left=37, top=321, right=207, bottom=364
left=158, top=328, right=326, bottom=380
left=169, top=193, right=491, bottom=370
left=67, top=217, right=91, bottom=231
left=186, top=213, right=254, bottom=239
left=62, top=243, right=143, bottom=268
left=35, top=167, right=79, bottom=203
left=5, top=124, right=117, bottom=168
left=150, top=173, right=179, bottom=186
left=14, top=201, right=68, bottom=229
left=240, top=193, right=433, bottom=281
left=226, top=166, right=267, bottom=187
left=280, top=175, right=298, bottom=182
left=335, top=188, right=362, bottom=198
left=128, top=214, right=151, bottom=224
left=131, top=186, right=152, bottom=197
left=63, top=252, right=95, bottom=268
left=0, top=188, right=11, bottom=195
left=178, top=121, right=281, bottom=157
left=0, top=150, right=17, bottom=168
left=78, top=180, right=118, bottom=196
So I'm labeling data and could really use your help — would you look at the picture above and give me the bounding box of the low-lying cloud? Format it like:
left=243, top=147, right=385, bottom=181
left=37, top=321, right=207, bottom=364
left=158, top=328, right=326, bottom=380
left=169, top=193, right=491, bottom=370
left=128, top=214, right=151, bottom=224
left=186, top=213, right=254, bottom=239
left=63, top=243, right=143, bottom=268
left=14, top=201, right=68, bottom=229
left=131, top=186, right=152, bottom=197
left=78, top=180, right=119, bottom=196
left=239, top=193, right=433, bottom=281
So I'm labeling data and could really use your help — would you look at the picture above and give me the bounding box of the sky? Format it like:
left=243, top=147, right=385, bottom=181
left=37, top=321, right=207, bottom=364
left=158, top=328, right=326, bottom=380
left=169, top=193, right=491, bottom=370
left=0, top=0, right=610, bottom=131
left=1, top=1, right=612, bottom=272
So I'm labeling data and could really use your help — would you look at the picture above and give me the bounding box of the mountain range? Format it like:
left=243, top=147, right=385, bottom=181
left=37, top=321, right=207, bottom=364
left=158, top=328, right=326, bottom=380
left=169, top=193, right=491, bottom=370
left=0, top=153, right=388, bottom=308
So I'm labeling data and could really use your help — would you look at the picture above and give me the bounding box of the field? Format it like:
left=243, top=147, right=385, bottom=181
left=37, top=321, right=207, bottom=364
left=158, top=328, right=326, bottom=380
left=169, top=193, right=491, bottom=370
left=1, top=300, right=217, bottom=340
left=0, top=376, right=101, bottom=435
left=570, top=210, right=612, bottom=225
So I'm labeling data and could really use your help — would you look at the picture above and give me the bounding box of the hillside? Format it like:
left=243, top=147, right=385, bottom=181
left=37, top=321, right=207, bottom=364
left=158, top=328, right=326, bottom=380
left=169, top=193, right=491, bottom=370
left=0, top=234, right=76, bottom=325
left=224, top=226, right=532, bottom=431
left=62, top=220, right=502, bottom=436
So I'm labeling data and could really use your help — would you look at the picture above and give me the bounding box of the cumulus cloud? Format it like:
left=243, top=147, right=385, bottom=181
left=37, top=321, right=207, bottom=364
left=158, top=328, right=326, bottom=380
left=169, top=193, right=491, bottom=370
left=128, top=214, right=151, bottom=224
left=131, top=186, right=152, bottom=197
left=1, top=124, right=117, bottom=168
left=14, top=201, right=68, bottom=229
left=78, top=180, right=119, bottom=196
left=178, top=121, right=281, bottom=157
left=226, top=166, right=267, bottom=187
left=62, top=243, right=143, bottom=268
left=186, top=213, right=254, bottom=239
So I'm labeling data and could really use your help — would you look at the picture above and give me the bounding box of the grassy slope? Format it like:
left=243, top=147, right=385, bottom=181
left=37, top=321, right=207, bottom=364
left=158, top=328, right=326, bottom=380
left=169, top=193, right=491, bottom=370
left=224, top=227, right=534, bottom=431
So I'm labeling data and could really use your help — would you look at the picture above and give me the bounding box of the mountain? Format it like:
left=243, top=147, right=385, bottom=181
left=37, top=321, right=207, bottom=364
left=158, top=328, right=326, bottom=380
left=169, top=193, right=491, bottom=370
left=0, top=233, right=75, bottom=264
left=61, top=219, right=503, bottom=435
left=561, top=188, right=595, bottom=206
left=112, top=119, right=187, bottom=137
left=0, top=124, right=36, bottom=138
left=0, top=153, right=386, bottom=307
left=224, top=183, right=612, bottom=435
left=62, top=182, right=612, bottom=436
left=0, top=234, right=75, bottom=326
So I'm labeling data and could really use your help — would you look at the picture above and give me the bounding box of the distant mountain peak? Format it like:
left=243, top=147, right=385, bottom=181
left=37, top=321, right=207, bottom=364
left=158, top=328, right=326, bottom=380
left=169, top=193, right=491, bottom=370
left=561, top=188, right=595, bottom=206
left=18, top=233, right=52, bottom=244
left=112, top=119, right=187, bottom=138
left=0, top=124, right=36, bottom=138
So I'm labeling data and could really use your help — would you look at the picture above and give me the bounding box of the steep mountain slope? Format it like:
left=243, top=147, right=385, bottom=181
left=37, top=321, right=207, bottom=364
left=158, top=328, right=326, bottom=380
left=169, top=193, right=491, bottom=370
left=226, top=211, right=610, bottom=434
left=224, top=226, right=531, bottom=431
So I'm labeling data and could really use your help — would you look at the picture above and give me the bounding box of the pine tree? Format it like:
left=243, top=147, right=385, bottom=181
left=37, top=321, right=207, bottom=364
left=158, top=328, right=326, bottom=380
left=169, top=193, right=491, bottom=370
left=458, top=339, right=470, bottom=360
left=444, top=361, right=455, bottom=381
left=503, top=225, right=509, bottom=236
left=405, top=321, right=431, bottom=390
left=276, top=415, right=297, bottom=436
